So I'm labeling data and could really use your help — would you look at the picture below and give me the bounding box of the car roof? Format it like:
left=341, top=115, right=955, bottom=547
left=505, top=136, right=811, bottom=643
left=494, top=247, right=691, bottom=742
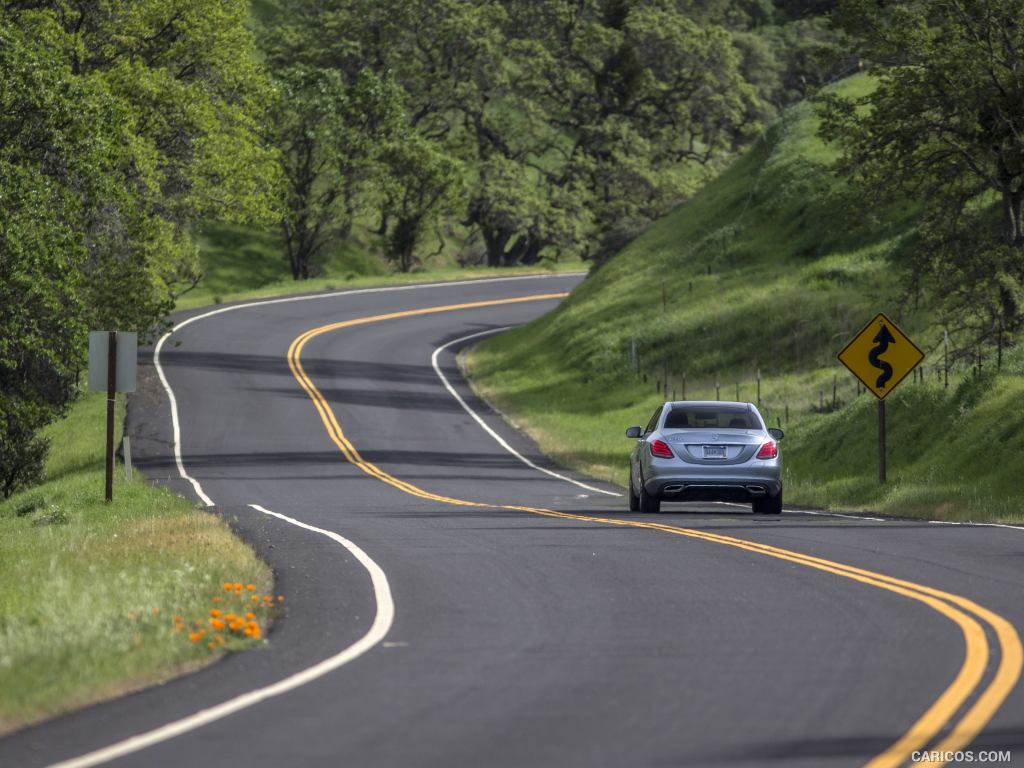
left=664, top=400, right=753, bottom=408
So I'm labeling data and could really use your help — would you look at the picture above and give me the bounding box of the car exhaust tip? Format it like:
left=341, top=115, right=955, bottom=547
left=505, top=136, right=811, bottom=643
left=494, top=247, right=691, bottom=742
left=746, top=485, right=767, bottom=497
left=662, top=484, right=685, bottom=494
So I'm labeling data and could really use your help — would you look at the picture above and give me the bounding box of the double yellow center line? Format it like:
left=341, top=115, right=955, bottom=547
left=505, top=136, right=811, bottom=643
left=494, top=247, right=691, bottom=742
left=287, top=293, right=1021, bottom=768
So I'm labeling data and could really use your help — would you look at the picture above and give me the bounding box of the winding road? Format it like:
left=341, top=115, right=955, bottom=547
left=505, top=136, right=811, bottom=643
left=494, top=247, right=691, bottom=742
left=2, top=273, right=1023, bottom=767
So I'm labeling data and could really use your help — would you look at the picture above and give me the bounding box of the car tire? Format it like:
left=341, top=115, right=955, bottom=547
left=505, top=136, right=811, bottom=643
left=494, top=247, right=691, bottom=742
left=753, top=491, right=783, bottom=515
left=628, top=472, right=640, bottom=512
left=638, top=481, right=661, bottom=514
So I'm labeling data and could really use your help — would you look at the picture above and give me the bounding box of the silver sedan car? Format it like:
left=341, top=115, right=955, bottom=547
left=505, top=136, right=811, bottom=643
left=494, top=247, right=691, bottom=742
left=626, top=401, right=783, bottom=514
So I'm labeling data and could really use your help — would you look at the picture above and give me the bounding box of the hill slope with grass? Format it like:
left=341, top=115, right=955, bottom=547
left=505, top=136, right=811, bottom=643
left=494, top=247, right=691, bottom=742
left=467, top=74, right=1024, bottom=523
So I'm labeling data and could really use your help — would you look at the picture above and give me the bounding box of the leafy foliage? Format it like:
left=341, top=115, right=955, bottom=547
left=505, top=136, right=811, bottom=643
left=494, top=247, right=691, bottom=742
left=380, top=139, right=465, bottom=272
left=818, top=0, right=1024, bottom=356
left=507, top=0, right=761, bottom=261
left=0, top=3, right=277, bottom=496
left=257, top=0, right=840, bottom=273
left=269, top=65, right=404, bottom=278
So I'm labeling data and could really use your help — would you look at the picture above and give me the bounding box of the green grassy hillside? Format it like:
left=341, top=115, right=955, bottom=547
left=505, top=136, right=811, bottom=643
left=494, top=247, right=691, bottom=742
left=468, top=74, right=1024, bottom=523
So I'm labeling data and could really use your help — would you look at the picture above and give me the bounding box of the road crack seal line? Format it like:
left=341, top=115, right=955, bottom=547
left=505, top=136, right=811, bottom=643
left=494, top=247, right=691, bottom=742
left=289, top=297, right=1023, bottom=768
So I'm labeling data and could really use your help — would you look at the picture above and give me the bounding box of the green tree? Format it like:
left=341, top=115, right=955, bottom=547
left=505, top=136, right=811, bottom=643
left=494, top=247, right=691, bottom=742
left=507, top=0, right=760, bottom=262
left=380, top=139, right=465, bottom=272
left=270, top=66, right=404, bottom=279
left=0, top=2, right=278, bottom=495
left=0, top=18, right=118, bottom=496
left=12, top=0, right=281, bottom=319
left=261, top=0, right=773, bottom=269
left=818, top=0, right=1024, bottom=350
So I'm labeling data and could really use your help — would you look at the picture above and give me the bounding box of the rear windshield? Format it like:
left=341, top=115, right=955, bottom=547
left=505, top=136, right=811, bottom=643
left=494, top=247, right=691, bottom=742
left=663, top=407, right=758, bottom=430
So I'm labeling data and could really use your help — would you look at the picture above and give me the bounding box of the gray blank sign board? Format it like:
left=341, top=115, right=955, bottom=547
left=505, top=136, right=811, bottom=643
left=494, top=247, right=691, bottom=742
left=88, top=332, right=138, bottom=393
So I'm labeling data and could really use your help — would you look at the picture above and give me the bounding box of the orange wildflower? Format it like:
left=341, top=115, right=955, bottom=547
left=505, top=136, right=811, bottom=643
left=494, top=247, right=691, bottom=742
left=210, top=619, right=225, bottom=630
left=246, top=584, right=255, bottom=591
left=223, top=583, right=233, bottom=591
left=245, top=612, right=255, bottom=620
left=210, top=609, right=222, bottom=618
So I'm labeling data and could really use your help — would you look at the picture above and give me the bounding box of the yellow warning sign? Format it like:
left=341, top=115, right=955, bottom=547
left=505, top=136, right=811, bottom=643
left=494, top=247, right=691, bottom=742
left=838, top=313, right=924, bottom=400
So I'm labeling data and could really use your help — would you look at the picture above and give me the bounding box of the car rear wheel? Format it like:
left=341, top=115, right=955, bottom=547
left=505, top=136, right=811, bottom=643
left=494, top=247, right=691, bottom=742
left=628, top=472, right=640, bottom=512
left=638, top=481, right=661, bottom=514
left=753, top=491, right=782, bottom=515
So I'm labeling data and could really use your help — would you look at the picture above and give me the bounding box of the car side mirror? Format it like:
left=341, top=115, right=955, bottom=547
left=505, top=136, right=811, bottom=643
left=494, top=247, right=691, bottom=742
left=768, top=428, right=784, bottom=440
left=625, top=426, right=642, bottom=439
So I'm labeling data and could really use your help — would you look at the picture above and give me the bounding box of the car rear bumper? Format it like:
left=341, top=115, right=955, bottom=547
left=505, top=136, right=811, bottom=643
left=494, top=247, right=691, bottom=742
left=643, top=472, right=782, bottom=501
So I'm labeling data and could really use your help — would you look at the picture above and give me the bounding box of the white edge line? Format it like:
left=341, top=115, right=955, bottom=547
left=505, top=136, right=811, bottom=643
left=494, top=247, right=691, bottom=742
left=87, top=274, right=569, bottom=761
left=431, top=327, right=622, bottom=498
left=153, top=332, right=214, bottom=506
left=60, top=277, right=576, bottom=767
left=48, top=504, right=394, bottom=768
left=925, top=519, right=1024, bottom=530
left=151, top=273, right=581, bottom=508
left=789, top=509, right=886, bottom=522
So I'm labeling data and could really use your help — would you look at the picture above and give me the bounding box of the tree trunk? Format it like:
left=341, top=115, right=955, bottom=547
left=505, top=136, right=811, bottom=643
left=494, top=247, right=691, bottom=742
left=503, top=229, right=546, bottom=266
left=283, top=225, right=301, bottom=280
left=1003, top=187, right=1024, bottom=246
left=285, top=228, right=317, bottom=281
left=482, top=226, right=512, bottom=267
left=504, top=234, right=527, bottom=265
left=390, top=216, right=420, bottom=272
left=520, top=232, right=543, bottom=265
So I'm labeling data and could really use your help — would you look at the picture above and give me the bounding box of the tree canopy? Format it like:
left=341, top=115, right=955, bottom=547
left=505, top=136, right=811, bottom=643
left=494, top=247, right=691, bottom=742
left=0, top=2, right=278, bottom=496
left=818, top=0, right=1024, bottom=355
left=256, top=0, right=836, bottom=274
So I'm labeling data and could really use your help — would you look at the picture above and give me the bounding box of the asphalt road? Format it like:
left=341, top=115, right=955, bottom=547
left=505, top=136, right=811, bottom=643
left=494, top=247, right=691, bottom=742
left=3, top=273, right=1023, bottom=768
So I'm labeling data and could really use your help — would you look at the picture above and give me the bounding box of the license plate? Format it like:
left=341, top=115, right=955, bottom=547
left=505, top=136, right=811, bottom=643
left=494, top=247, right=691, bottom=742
left=702, top=445, right=728, bottom=459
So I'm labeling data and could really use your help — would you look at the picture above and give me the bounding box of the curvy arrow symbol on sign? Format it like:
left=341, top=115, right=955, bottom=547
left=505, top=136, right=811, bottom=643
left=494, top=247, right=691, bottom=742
left=869, top=323, right=895, bottom=389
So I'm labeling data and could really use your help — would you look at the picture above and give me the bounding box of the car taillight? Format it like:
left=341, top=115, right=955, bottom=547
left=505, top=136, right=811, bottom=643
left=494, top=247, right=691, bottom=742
left=756, top=441, right=778, bottom=460
left=650, top=439, right=674, bottom=458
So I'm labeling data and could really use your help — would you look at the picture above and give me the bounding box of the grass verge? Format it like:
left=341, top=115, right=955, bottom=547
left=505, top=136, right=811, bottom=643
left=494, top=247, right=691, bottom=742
left=466, top=74, right=1024, bottom=524
left=0, top=392, right=272, bottom=735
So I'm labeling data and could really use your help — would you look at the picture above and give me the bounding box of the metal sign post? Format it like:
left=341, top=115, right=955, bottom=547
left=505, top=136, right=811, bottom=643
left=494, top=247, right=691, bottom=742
left=106, top=331, right=117, bottom=502
left=837, top=313, right=924, bottom=484
left=878, top=399, right=886, bottom=484
left=88, top=331, right=138, bottom=502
